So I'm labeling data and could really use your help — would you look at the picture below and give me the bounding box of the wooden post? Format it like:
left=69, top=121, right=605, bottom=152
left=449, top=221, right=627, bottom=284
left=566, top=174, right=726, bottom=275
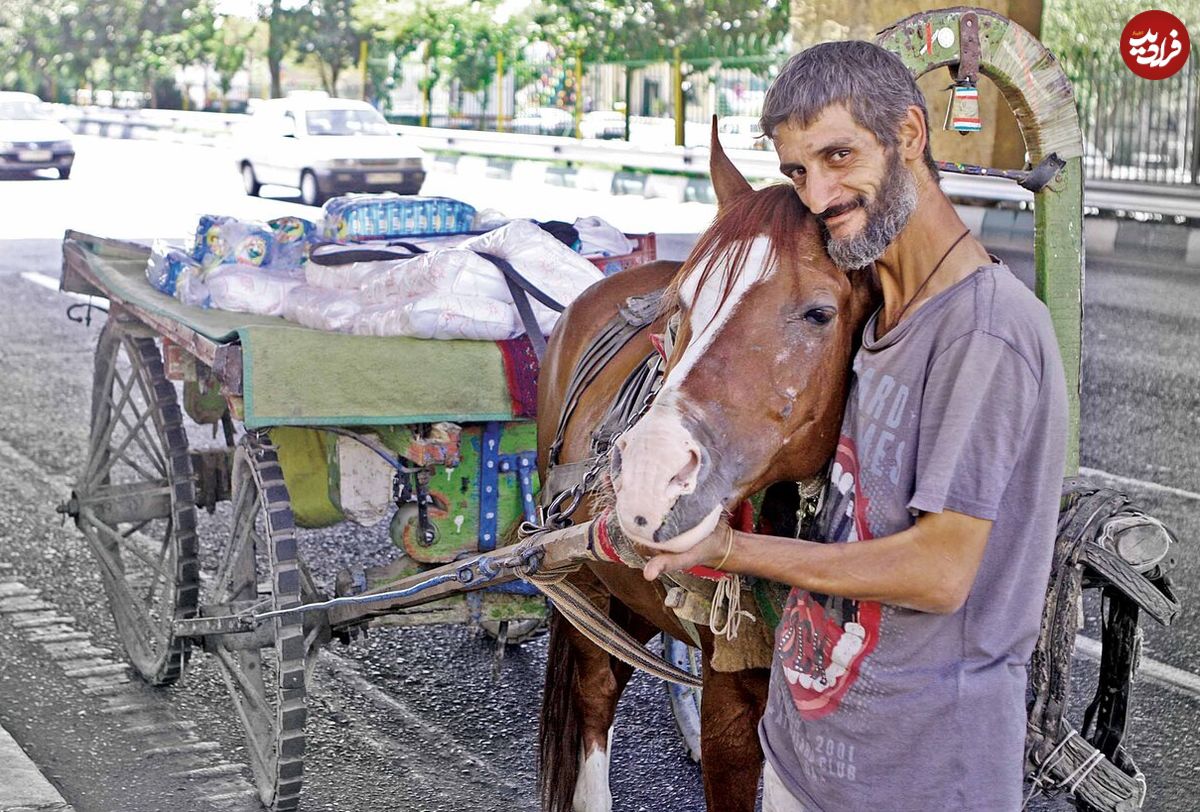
left=672, top=46, right=684, bottom=146
left=623, top=66, right=632, bottom=141
left=495, top=51, right=505, bottom=132
left=877, top=9, right=1084, bottom=471
left=574, top=50, right=584, bottom=139
left=359, top=40, right=368, bottom=102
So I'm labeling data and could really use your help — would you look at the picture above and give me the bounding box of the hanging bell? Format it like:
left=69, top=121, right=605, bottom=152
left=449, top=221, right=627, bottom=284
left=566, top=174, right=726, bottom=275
left=943, top=81, right=982, bottom=134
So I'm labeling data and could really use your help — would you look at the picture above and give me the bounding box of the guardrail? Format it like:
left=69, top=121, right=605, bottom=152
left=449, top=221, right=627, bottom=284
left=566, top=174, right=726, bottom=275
left=56, top=105, right=1200, bottom=220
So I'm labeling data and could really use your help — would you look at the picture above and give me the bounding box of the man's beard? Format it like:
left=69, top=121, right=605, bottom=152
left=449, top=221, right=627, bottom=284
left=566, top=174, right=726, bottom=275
left=819, top=152, right=917, bottom=271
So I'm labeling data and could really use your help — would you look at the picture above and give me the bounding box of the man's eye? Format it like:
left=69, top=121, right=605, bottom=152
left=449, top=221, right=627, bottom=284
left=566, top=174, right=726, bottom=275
left=830, top=150, right=851, bottom=162
left=787, top=167, right=805, bottom=181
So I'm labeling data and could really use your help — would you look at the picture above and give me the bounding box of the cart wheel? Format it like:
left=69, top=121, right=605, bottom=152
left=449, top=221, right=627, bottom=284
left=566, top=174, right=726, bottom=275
left=72, top=317, right=198, bottom=685
left=208, top=438, right=323, bottom=811
left=662, top=634, right=703, bottom=763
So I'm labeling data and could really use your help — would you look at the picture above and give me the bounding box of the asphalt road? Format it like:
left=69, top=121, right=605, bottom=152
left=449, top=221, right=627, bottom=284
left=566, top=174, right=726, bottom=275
left=0, top=136, right=1197, bottom=811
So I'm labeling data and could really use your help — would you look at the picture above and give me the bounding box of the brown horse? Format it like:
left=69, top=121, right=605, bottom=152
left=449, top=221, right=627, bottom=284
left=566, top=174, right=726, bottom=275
left=535, top=132, right=879, bottom=811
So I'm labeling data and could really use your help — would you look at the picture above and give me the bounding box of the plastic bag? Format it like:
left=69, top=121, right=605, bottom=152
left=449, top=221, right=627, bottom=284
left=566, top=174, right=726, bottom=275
left=283, top=285, right=363, bottom=332
left=352, top=293, right=520, bottom=340
left=575, top=215, right=635, bottom=257
left=207, top=267, right=303, bottom=316
left=145, top=240, right=199, bottom=296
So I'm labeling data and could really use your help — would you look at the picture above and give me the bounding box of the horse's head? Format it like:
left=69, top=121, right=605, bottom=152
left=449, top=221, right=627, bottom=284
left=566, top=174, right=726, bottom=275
left=611, top=124, right=877, bottom=551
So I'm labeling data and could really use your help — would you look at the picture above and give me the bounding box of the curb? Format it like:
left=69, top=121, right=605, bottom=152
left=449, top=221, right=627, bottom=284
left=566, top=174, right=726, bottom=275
left=0, top=722, right=73, bottom=812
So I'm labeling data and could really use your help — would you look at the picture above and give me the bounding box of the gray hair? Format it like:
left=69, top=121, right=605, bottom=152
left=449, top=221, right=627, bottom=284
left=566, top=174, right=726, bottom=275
left=761, top=40, right=939, bottom=179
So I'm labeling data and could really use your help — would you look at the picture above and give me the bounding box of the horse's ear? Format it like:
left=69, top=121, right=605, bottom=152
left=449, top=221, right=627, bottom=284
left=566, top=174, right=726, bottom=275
left=710, top=115, right=752, bottom=208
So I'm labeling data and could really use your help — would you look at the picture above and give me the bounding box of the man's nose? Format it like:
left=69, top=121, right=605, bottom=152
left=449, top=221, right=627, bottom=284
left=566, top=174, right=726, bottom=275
left=800, top=168, right=840, bottom=215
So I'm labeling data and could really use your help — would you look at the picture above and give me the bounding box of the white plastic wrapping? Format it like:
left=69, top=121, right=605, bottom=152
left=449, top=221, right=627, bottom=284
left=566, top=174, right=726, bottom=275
left=358, top=249, right=513, bottom=304
left=207, top=268, right=304, bottom=317
left=283, top=285, right=363, bottom=332
left=352, top=294, right=520, bottom=340
left=575, top=215, right=635, bottom=256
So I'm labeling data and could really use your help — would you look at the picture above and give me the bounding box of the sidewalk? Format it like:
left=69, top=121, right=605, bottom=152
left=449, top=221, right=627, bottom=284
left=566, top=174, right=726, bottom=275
left=0, top=722, right=73, bottom=812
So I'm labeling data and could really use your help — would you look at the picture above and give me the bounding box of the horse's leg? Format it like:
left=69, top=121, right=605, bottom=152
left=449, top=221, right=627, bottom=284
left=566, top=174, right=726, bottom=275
left=699, top=663, right=771, bottom=812
left=540, top=568, right=656, bottom=812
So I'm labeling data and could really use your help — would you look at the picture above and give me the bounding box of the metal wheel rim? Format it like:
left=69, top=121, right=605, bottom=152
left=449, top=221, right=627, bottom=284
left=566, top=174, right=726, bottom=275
left=208, top=439, right=316, bottom=811
left=662, top=634, right=703, bottom=763
left=76, top=318, right=198, bottom=685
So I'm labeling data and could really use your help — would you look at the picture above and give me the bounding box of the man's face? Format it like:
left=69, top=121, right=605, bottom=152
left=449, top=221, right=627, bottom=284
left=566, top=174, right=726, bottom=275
left=773, top=104, right=917, bottom=270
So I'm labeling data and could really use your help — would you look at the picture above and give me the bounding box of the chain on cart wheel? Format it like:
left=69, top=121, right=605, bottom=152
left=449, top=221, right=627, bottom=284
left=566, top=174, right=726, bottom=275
left=208, top=438, right=325, bottom=811
left=662, top=634, right=703, bottom=763
left=70, top=316, right=199, bottom=686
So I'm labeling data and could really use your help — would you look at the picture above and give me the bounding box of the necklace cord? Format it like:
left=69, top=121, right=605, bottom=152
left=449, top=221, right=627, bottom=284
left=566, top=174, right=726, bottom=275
left=884, top=227, right=972, bottom=333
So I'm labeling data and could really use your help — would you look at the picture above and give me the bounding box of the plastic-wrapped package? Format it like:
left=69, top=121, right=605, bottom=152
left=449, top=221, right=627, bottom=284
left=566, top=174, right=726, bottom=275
left=145, top=241, right=200, bottom=296
left=352, top=294, right=520, bottom=340
left=321, top=194, right=476, bottom=241
left=191, top=214, right=235, bottom=263
left=175, top=264, right=215, bottom=308
left=462, top=219, right=604, bottom=330
left=191, top=217, right=275, bottom=270
left=358, top=249, right=512, bottom=304
left=207, top=267, right=303, bottom=317
left=267, top=216, right=317, bottom=269
left=283, top=285, right=363, bottom=332
left=304, top=258, right=400, bottom=291
left=575, top=215, right=635, bottom=257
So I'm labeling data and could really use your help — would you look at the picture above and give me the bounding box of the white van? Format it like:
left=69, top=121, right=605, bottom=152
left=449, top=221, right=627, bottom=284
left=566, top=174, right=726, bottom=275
left=233, top=96, right=426, bottom=206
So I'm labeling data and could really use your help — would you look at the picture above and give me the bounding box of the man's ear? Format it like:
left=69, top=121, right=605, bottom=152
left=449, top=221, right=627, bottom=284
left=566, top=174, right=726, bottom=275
left=898, top=105, right=927, bottom=163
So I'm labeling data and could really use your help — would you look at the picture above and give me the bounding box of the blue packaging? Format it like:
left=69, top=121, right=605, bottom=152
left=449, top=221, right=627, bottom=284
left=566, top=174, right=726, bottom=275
left=320, top=194, right=476, bottom=241
left=267, top=216, right=316, bottom=269
left=146, top=242, right=200, bottom=296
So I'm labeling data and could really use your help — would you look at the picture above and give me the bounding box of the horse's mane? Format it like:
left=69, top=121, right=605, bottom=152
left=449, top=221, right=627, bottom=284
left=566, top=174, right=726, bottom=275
left=663, top=183, right=826, bottom=315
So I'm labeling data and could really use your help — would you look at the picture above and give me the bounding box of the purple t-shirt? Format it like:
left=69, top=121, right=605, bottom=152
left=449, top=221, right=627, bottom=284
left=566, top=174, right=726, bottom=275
left=759, top=264, right=1068, bottom=811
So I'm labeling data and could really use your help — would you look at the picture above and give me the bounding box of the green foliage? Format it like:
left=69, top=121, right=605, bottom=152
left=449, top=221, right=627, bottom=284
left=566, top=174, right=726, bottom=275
left=295, top=0, right=364, bottom=95
left=530, top=0, right=788, bottom=64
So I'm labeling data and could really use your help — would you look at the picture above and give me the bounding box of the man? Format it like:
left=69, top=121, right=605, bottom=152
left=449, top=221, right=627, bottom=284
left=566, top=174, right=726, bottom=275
left=641, top=41, right=1068, bottom=811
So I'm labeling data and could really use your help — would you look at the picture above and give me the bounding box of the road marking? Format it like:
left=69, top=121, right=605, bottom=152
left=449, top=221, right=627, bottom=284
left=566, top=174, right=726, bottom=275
left=1075, top=635, right=1200, bottom=699
left=1079, top=466, right=1200, bottom=503
left=19, top=270, right=95, bottom=302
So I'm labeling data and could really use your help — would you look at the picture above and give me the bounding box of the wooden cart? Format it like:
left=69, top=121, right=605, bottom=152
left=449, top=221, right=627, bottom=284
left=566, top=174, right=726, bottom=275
left=57, top=230, right=654, bottom=810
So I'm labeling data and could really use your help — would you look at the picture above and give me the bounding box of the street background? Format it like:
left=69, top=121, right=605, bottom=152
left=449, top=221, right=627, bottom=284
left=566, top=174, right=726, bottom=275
left=0, top=134, right=1197, bottom=810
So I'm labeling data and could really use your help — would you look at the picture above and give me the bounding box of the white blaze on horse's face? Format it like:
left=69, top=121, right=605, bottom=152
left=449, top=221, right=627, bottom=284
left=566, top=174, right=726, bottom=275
left=613, top=237, right=775, bottom=550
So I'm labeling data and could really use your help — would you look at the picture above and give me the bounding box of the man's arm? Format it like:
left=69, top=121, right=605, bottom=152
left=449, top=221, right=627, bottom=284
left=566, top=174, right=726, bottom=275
left=641, top=509, right=992, bottom=615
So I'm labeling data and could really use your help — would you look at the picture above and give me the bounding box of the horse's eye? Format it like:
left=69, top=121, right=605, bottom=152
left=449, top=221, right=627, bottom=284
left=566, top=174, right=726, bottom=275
left=803, top=308, right=835, bottom=326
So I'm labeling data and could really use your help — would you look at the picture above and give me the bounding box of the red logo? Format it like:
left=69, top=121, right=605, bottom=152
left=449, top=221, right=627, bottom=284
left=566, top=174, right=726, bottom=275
left=775, top=438, right=882, bottom=719
left=1120, top=10, right=1191, bottom=80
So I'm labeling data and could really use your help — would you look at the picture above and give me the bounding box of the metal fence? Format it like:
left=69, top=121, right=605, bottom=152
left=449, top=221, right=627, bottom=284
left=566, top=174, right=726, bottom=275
left=1062, top=47, right=1198, bottom=187
left=382, top=47, right=1200, bottom=186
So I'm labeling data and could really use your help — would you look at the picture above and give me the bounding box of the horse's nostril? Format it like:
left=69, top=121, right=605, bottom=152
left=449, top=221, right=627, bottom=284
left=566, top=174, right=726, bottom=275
left=635, top=515, right=648, bottom=527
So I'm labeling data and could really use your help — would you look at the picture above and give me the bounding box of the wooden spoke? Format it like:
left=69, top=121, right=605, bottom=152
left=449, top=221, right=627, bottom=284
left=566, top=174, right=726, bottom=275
left=81, top=507, right=175, bottom=585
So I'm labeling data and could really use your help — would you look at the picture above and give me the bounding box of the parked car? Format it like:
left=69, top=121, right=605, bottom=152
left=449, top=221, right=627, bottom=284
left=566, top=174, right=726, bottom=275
left=580, top=110, right=626, bottom=140
left=0, top=91, right=75, bottom=179
left=232, top=95, right=426, bottom=206
left=717, top=115, right=770, bottom=151
left=510, top=107, right=574, bottom=136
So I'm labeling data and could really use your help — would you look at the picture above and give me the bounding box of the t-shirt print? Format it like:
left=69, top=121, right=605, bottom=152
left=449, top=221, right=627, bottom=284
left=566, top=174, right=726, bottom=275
left=776, top=436, right=882, bottom=719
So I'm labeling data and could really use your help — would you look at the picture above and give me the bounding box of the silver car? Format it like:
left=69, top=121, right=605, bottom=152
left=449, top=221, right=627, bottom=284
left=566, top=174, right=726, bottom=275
left=0, top=91, right=75, bottom=178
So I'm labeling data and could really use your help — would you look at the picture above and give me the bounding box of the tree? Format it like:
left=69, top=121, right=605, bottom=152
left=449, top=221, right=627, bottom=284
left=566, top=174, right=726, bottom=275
left=295, top=0, right=363, bottom=96
left=212, top=15, right=255, bottom=109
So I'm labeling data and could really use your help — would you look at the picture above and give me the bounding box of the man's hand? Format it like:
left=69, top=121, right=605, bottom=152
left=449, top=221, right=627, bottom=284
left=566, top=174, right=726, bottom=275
left=639, top=522, right=731, bottom=581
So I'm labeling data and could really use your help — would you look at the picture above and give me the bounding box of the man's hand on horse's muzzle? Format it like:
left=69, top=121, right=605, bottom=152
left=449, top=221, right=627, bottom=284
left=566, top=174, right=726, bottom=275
left=639, top=522, right=731, bottom=580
